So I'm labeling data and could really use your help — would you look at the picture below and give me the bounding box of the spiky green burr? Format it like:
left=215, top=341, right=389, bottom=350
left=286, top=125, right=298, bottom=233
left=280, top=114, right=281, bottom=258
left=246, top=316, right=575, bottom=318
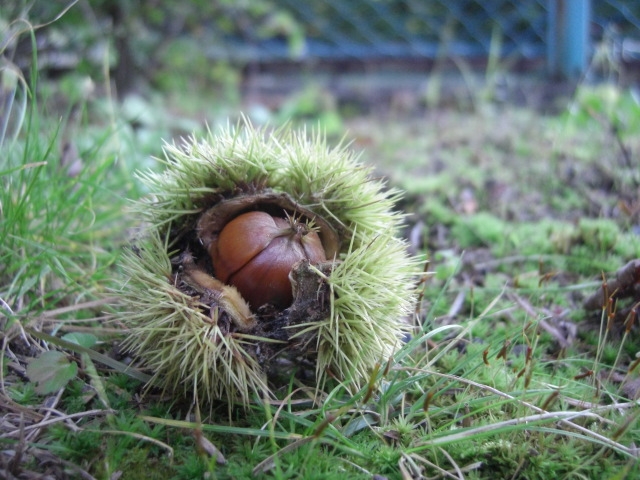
left=115, top=120, right=419, bottom=406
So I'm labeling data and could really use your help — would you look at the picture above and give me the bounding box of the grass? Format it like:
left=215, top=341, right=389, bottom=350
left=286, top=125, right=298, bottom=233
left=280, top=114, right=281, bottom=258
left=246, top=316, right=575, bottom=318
left=2, top=28, right=640, bottom=480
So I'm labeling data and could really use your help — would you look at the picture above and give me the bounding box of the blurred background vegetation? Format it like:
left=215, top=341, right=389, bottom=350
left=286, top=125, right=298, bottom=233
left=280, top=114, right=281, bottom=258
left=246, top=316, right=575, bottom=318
left=0, top=2, right=634, bottom=182
left=3, top=0, right=639, bottom=127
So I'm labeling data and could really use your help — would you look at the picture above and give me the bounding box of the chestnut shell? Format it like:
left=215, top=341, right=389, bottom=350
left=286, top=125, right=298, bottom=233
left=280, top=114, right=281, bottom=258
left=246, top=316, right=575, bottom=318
left=197, top=192, right=341, bottom=310
left=212, top=211, right=326, bottom=308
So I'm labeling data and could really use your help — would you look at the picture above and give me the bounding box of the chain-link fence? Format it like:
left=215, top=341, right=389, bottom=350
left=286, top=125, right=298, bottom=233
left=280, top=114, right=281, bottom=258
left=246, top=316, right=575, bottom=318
left=4, top=0, right=639, bottom=100
left=214, top=0, right=640, bottom=64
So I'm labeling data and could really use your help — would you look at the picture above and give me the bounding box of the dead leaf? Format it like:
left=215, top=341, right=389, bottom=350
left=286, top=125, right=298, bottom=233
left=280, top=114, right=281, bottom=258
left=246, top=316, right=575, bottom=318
left=26, top=351, right=78, bottom=395
left=584, top=259, right=640, bottom=311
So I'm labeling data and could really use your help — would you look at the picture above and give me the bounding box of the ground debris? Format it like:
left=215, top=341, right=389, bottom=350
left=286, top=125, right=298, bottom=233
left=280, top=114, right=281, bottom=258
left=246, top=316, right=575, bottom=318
left=583, top=259, right=640, bottom=315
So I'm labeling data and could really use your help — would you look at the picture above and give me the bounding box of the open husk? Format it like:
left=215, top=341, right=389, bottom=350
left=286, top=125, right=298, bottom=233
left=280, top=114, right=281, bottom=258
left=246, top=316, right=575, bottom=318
left=114, top=119, right=419, bottom=406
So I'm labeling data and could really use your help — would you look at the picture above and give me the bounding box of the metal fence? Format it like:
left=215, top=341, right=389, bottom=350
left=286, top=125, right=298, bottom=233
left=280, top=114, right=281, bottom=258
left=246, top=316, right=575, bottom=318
left=217, top=0, right=640, bottom=66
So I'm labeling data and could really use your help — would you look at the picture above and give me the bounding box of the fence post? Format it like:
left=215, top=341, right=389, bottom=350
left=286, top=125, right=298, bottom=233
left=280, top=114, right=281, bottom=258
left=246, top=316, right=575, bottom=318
left=547, top=0, right=591, bottom=78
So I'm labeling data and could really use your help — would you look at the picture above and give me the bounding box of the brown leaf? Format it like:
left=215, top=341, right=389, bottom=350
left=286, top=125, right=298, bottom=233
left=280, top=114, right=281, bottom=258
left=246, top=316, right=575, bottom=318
left=584, top=259, right=640, bottom=311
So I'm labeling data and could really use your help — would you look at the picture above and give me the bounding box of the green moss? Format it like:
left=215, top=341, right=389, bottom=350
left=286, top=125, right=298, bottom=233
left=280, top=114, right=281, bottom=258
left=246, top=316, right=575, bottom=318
left=451, top=212, right=507, bottom=249
left=403, top=171, right=455, bottom=196
left=421, top=198, right=457, bottom=225
left=7, top=382, right=39, bottom=406
left=576, top=218, right=619, bottom=252
left=46, top=425, right=104, bottom=464
left=565, top=246, right=624, bottom=276
left=368, top=444, right=402, bottom=475
left=600, top=343, right=621, bottom=366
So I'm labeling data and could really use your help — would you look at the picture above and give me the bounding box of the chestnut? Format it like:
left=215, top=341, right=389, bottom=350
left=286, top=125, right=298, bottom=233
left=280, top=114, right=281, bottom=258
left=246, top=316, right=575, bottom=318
left=211, top=211, right=326, bottom=309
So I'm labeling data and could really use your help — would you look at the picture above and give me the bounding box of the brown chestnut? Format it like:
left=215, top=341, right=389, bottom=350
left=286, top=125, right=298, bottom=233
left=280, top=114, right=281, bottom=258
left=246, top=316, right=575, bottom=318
left=211, top=211, right=326, bottom=309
